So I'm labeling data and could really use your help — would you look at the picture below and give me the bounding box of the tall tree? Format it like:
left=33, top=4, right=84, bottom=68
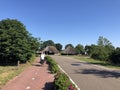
left=87, top=36, right=115, bottom=61
left=85, top=44, right=96, bottom=55
left=97, top=36, right=112, bottom=46
left=0, top=19, right=40, bottom=64
left=55, top=43, right=62, bottom=51
left=75, top=44, right=85, bottom=54
left=65, top=44, right=74, bottom=49
left=41, top=40, right=55, bottom=50
left=110, top=47, right=120, bottom=64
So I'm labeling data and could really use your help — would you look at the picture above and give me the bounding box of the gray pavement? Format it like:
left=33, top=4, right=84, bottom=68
left=51, top=55, right=120, bottom=90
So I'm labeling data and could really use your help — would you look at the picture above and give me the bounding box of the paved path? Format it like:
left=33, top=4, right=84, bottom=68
left=1, top=57, right=54, bottom=90
left=51, top=55, right=120, bottom=90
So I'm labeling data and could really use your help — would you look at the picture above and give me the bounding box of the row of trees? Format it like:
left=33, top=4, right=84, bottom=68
left=40, top=40, right=63, bottom=51
left=0, top=19, right=41, bottom=64
left=85, top=36, right=120, bottom=64
left=40, top=40, right=84, bottom=54
left=0, top=18, right=119, bottom=65
left=63, top=36, right=120, bottom=65
left=40, top=36, right=120, bottom=65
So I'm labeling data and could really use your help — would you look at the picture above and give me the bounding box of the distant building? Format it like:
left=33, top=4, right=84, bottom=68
left=43, top=46, right=59, bottom=55
left=61, top=46, right=77, bottom=55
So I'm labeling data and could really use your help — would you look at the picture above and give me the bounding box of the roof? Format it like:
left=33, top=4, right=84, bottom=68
left=43, top=46, right=59, bottom=54
left=62, top=46, right=77, bottom=55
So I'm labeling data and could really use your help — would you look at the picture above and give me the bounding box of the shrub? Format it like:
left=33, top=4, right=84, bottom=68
left=46, top=56, right=77, bottom=90
left=91, top=46, right=109, bottom=61
left=46, top=56, right=59, bottom=73
left=54, top=72, right=76, bottom=90
left=110, top=48, right=120, bottom=64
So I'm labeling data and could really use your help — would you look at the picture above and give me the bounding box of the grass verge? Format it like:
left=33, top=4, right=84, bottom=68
left=71, top=55, right=120, bottom=69
left=0, top=54, right=36, bottom=89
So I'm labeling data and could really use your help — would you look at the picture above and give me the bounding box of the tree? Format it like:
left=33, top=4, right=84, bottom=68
left=55, top=43, right=62, bottom=51
left=85, top=44, right=96, bottom=55
left=91, top=46, right=109, bottom=61
left=87, top=36, right=115, bottom=61
left=65, top=44, right=74, bottom=49
left=97, top=36, right=112, bottom=46
left=0, top=19, right=40, bottom=64
left=28, top=36, right=41, bottom=52
left=88, top=36, right=114, bottom=61
left=110, top=47, right=120, bottom=64
left=75, top=44, right=85, bottom=54
left=40, top=40, right=55, bottom=50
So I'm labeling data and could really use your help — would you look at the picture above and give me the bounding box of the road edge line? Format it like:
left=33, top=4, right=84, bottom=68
left=57, top=65, right=81, bottom=90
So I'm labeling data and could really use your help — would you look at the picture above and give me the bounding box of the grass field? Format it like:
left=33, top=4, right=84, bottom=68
left=70, top=55, right=120, bottom=69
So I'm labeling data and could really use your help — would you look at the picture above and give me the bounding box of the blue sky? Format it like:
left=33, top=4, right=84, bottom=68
left=0, top=0, right=120, bottom=48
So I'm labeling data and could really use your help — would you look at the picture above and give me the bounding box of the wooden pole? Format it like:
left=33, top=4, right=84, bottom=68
left=17, top=60, right=20, bottom=67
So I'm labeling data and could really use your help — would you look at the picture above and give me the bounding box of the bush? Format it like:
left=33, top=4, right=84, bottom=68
left=54, top=72, right=70, bottom=90
left=46, top=56, right=77, bottom=90
left=46, top=56, right=59, bottom=73
left=110, top=48, right=120, bottom=64
left=91, top=46, right=109, bottom=61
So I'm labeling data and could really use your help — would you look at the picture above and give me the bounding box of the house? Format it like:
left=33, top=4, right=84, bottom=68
left=43, top=46, right=59, bottom=55
left=61, top=46, right=77, bottom=55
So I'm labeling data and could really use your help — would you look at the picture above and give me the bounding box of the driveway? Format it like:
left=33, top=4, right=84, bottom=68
left=51, top=55, right=120, bottom=90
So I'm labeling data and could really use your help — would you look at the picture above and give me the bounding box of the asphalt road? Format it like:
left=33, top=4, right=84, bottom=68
left=50, top=55, right=120, bottom=90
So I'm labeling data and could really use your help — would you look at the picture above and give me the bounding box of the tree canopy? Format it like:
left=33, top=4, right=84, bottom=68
left=55, top=43, right=62, bottom=51
left=0, top=19, right=40, bottom=64
left=97, top=36, right=112, bottom=46
left=85, top=36, right=115, bottom=61
left=40, top=40, right=55, bottom=50
left=65, top=44, right=74, bottom=49
left=75, top=44, right=85, bottom=54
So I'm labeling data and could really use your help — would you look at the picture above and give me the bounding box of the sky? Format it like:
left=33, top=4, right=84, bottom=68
left=0, top=0, right=120, bottom=48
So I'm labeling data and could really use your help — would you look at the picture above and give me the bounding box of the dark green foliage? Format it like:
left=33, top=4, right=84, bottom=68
left=46, top=56, right=59, bottom=73
left=75, top=44, right=85, bottom=55
left=40, top=40, right=63, bottom=52
left=55, top=43, right=62, bottom=51
left=54, top=72, right=72, bottom=90
left=40, top=40, right=55, bottom=50
left=0, top=19, right=40, bottom=64
left=46, top=56, right=77, bottom=90
left=85, top=36, right=115, bottom=62
left=110, top=47, right=120, bottom=64
left=91, top=46, right=109, bottom=61
left=85, top=44, right=96, bottom=56
left=65, top=44, right=74, bottom=49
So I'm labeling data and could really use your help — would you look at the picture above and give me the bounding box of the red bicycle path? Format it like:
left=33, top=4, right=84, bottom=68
left=1, top=57, right=54, bottom=90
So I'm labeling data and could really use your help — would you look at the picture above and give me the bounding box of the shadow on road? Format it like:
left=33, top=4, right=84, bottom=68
left=32, top=63, right=41, bottom=66
left=76, top=69, right=120, bottom=78
left=71, top=63, right=81, bottom=66
left=71, top=61, right=89, bottom=66
left=42, top=82, right=54, bottom=90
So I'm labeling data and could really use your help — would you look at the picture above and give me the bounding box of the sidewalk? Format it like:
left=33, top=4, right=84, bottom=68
left=1, top=57, right=54, bottom=90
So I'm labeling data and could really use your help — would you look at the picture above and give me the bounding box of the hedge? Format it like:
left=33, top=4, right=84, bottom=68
left=46, top=56, right=77, bottom=90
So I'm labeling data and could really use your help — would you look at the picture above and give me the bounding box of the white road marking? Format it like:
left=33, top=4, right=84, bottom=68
left=26, top=86, right=31, bottom=89
left=32, top=77, right=35, bottom=80
left=58, top=65, right=81, bottom=90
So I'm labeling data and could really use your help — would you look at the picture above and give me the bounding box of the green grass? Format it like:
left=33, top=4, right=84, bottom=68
left=0, top=55, right=36, bottom=89
left=70, top=55, right=120, bottom=69
left=0, top=63, right=31, bottom=89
